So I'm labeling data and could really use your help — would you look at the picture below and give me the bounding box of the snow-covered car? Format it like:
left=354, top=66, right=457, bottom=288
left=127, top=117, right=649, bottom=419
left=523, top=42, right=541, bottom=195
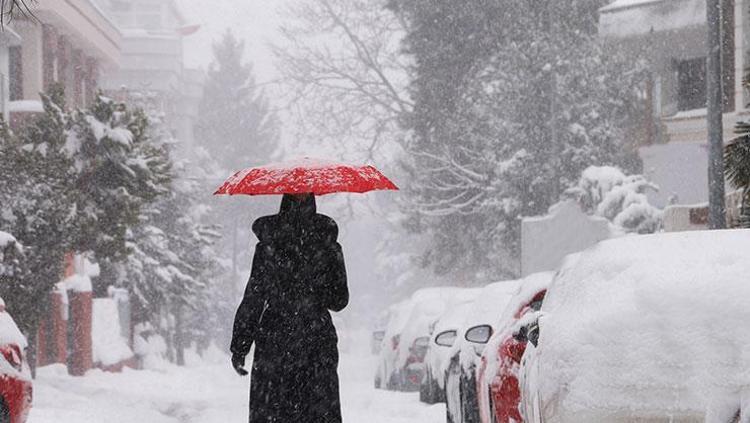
left=421, top=300, right=475, bottom=404
left=375, top=287, right=476, bottom=391
left=519, top=230, right=750, bottom=423
left=371, top=309, right=390, bottom=355
left=445, top=280, right=520, bottom=423
left=476, top=272, right=552, bottom=423
left=371, top=330, right=385, bottom=355
left=0, top=298, right=32, bottom=423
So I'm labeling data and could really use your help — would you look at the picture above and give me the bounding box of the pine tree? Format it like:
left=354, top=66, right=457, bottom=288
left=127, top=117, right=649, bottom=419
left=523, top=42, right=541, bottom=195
left=0, top=89, right=81, bottom=342
left=197, top=29, right=278, bottom=172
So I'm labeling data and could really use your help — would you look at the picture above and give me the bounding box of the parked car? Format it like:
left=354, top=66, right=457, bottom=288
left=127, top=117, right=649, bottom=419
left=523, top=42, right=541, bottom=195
left=519, top=230, right=750, bottom=422
left=445, top=281, right=520, bottom=423
left=376, top=287, right=476, bottom=392
left=0, top=298, right=32, bottom=423
left=421, top=301, right=475, bottom=404
left=371, top=308, right=391, bottom=355
left=371, top=329, right=386, bottom=355
left=475, top=272, right=553, bottom=423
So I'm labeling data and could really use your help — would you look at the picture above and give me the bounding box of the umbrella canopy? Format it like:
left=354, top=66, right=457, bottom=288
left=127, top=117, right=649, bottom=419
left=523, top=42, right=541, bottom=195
left=214, top=158, right=399, bottom=196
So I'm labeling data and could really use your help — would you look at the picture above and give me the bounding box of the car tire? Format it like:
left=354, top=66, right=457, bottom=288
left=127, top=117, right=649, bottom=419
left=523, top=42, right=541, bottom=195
left=374, top=375, right=382, bottom=389
left=420, top=371, right=438, bottom=404
left=387, top=371, right=399, bottom=391
left=0, top=398, right=10, bottom=423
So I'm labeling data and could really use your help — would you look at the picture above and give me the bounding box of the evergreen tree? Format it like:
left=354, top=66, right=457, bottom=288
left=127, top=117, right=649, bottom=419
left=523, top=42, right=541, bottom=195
left=116, top=90, right=227, bottom=363
left=197, top=29, right=278, bottom=172
left=0, top=90, right=81, bottom=341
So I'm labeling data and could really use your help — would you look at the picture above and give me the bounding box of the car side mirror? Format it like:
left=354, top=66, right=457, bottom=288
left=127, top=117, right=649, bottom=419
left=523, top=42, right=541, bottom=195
left=465, top=324, right=493, bottom=344
left=435, top=330, right=457, bottom=347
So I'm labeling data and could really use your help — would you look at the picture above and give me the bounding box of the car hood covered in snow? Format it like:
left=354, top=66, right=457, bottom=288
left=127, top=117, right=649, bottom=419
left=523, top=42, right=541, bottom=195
left=529, top=229, right=750, bottom=420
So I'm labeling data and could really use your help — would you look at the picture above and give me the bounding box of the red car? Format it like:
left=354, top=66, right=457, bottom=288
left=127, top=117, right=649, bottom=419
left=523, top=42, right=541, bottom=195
left=477, top=273, right=552, bottom=423
left=0, top=299, right=32, bottom=423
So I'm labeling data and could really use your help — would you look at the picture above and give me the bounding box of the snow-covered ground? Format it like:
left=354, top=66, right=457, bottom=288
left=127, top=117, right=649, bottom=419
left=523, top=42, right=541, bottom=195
left=29, top=343, right=444, bottom=423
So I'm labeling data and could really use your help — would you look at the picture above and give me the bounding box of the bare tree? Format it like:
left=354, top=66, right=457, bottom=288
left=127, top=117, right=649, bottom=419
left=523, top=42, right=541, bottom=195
left=273, top=0, right=412, bottom=161
left=1, top=0, right=36, bottom=25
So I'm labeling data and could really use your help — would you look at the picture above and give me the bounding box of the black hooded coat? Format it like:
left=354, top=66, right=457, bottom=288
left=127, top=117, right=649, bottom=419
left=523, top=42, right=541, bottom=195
left=230, top=194, right=349, bottom=423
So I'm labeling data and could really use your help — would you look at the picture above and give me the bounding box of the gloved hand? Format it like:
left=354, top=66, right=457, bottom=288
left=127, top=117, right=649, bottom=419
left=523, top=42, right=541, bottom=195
left=231, top=354, right=248, bottom=376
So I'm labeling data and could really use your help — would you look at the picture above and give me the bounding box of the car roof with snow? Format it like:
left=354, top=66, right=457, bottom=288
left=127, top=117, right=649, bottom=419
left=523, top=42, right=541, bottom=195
left=385, top=287, right=480, bottom=337
left=460, top=280, right=520, bottom=331
left=534, top=229, right=750, bottom=416
left=433, top=300, right=476, bottom=336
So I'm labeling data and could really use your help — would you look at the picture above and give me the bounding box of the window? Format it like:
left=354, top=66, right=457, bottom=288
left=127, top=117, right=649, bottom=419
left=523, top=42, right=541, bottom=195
left=676, top=57, right=707, bottom=112
left=8, top=46, right=22, bottom=101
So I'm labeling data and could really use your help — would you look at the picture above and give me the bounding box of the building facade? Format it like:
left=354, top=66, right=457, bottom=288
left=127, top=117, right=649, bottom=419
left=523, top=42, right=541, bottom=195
left=600, top=0, right=748, bottom=208
left=93, top=0, right=204, bottom=150
left=8, top=0, right=122, bottom=120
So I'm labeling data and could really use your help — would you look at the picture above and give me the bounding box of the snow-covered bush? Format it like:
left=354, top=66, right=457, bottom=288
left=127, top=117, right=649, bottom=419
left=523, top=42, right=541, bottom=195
left=0, top=232, right=22, bottom=278
left=565, top=166, right=662, bottom=234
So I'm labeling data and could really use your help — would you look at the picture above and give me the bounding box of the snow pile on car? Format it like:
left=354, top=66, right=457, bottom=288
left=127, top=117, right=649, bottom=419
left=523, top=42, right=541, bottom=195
left=0, top=302, right=27, bottom=349
left=395, top=287, right=479, bottom=369
left=535, top=229, right=750, bottom=418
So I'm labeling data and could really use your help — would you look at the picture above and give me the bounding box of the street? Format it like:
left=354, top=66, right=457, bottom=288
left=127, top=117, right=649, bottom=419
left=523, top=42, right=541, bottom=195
left=29, top=343, right=444, bottom=423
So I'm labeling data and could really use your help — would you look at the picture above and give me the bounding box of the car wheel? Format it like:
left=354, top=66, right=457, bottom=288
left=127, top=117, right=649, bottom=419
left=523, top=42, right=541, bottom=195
left=387, top=371, right=399, bottom=391
left=420, top=371, right=437, bottom=404
left=374, top=375, right=382, bottom=389
left=0, top=399, right=10, bottom=423
left=419, top=374, right=430, bottom=403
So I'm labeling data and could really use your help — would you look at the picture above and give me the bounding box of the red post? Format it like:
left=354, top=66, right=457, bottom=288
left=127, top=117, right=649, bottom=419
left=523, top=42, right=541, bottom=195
left=50, top=290, right=67, bottom=365
left=68, top=290, right=92, bottom=376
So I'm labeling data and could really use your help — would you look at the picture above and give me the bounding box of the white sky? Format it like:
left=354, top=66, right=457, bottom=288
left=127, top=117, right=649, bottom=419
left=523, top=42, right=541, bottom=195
left=179, top=0, right=289, bottom=83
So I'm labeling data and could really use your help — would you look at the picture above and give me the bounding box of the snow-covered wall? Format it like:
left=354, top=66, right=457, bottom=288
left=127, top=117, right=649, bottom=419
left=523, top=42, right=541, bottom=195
left=521, top=201, right=612, bottom=277
left=639, top=141, right=709, bottom=208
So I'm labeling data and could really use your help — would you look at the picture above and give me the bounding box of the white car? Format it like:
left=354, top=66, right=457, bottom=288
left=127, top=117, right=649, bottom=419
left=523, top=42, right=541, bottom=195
left=375, top=287, right=476, bottom=391
left=421, top=300, right=475, bottom=404
left=444, top=280, right=520, bottom=423
left=519, top=230, right=750, bottom=422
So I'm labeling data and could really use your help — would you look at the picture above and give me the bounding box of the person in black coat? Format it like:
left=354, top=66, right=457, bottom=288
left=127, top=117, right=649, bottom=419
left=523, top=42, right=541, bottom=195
left=230, top=193, right=349, bottom=423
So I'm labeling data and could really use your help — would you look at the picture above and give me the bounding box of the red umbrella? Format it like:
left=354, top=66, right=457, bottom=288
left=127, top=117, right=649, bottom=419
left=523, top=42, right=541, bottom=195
left=213, top=158, right=399, bottom=196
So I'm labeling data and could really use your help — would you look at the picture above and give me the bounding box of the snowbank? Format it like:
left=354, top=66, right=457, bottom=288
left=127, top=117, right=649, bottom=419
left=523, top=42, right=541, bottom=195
left=92, top=299, right=133, bottom=367
left=533, top=229, right=750, bottom=419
